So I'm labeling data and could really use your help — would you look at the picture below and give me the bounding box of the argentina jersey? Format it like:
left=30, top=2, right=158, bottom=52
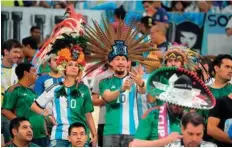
left=120, top=78, right=139, bottom=135
left=103, top=76, right=139, bottom=136
left=34, top=74, right=63, bottom=95
left=35, top=83, right=93, bottom=140
left=1, top=64, right=18, bottom=92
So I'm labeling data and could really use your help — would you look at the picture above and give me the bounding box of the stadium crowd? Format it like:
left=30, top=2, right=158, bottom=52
left=1, top=1, right=232, bottom=147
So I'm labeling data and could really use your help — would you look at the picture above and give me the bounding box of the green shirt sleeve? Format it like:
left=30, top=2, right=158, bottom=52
left=135, top=113, right=153, bottom=140
left=99, top=79, right=109, bottom=96
left=2, top=89, right=18, bottom=110
left=83, top=85, right=94, bottom=114
left=135, top=112, right=158, bottom=140
left=99, top=78, right=119, bottom=104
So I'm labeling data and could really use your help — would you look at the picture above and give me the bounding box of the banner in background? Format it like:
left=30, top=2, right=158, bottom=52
left=202, top=13, right=232, bottom=55
left=168, top=13, right=205, bottom=53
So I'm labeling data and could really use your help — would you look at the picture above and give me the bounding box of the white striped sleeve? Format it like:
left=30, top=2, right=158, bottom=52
left=35, top=86, right=56, bottom=108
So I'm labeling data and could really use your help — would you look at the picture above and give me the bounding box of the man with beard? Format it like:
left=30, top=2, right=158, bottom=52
left=209, top=54, right=232, bottom=99
left=1, top=39, right=22, bottom=94
left=1, top=63, right=48, bottom=146
left=99, top=49, right=146, bottom=147
left=84, top=13, right=157, bottom=147
left=1, top=39, right=22, bottom=144
left=129, top=67, right=216, bottom=147
left=4, top=117, right=39, bottom=147
left=166, top=112, right=216, bottom=147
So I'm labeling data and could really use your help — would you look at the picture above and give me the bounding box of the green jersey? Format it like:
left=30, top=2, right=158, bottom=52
left=38, top=62, right=51, bottom=74
left=209, top=83, right=232, bottom=99
left=99, top=75, right=139, bottom=135
left=135, top=107, right=181, bottom=140
left=2, top=84, right=46, bottom=139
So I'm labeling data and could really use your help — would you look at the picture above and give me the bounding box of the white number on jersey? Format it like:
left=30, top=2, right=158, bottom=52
left=116, top=93, right=126, bottom=103
left=71, top=99, right=76, bottom=109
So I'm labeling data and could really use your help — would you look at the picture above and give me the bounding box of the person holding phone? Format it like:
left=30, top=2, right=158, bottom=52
left=84, top=15, right=157, bottom=147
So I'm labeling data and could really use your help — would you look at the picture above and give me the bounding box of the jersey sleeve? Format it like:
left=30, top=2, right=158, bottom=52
left=2, top=90, right=18, bottom=110
left=99, top=79, right=110, bottom=96
left=33, top=76, right=45, bottom=95
left=83, top=86, right=94, bottom=114
left=35, top=87, right=55, bottom=108
left=134, top=113, right=155, bottom=140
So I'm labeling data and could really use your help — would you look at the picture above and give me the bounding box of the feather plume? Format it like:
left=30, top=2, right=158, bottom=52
left=85, top=16, right=159, bottom=75
left=33, top=5, right=86, bottom=69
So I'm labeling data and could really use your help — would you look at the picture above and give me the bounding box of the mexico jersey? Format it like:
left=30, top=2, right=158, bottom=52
left=99, top=75, right=139, bottom=135
left=35, top=83, right=94, bottom=140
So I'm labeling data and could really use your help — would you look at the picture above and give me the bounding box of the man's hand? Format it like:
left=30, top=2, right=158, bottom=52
left=91, top=135, right=98, bottom=147
left=166, top=132, right=183, bottom=143
left=47, top=115, right=57, bottom=125
left=129, top=68, right=144, bottom=87
left=43, top=111, right=57, bottom=125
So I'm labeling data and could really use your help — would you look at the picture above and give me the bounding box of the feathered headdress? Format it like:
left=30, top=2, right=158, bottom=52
left=163, top=43, right=189, bottom=65
left=33, top=5, right=87, bottom=71
left=163, top=43, right=210, bottom=81
left=84, top=17, right=160, bottom=75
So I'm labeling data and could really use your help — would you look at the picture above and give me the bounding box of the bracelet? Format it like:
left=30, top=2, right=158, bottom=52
left=45, top=114, right=53, bottom=121
left=138, top=81, right=145, bottom=87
